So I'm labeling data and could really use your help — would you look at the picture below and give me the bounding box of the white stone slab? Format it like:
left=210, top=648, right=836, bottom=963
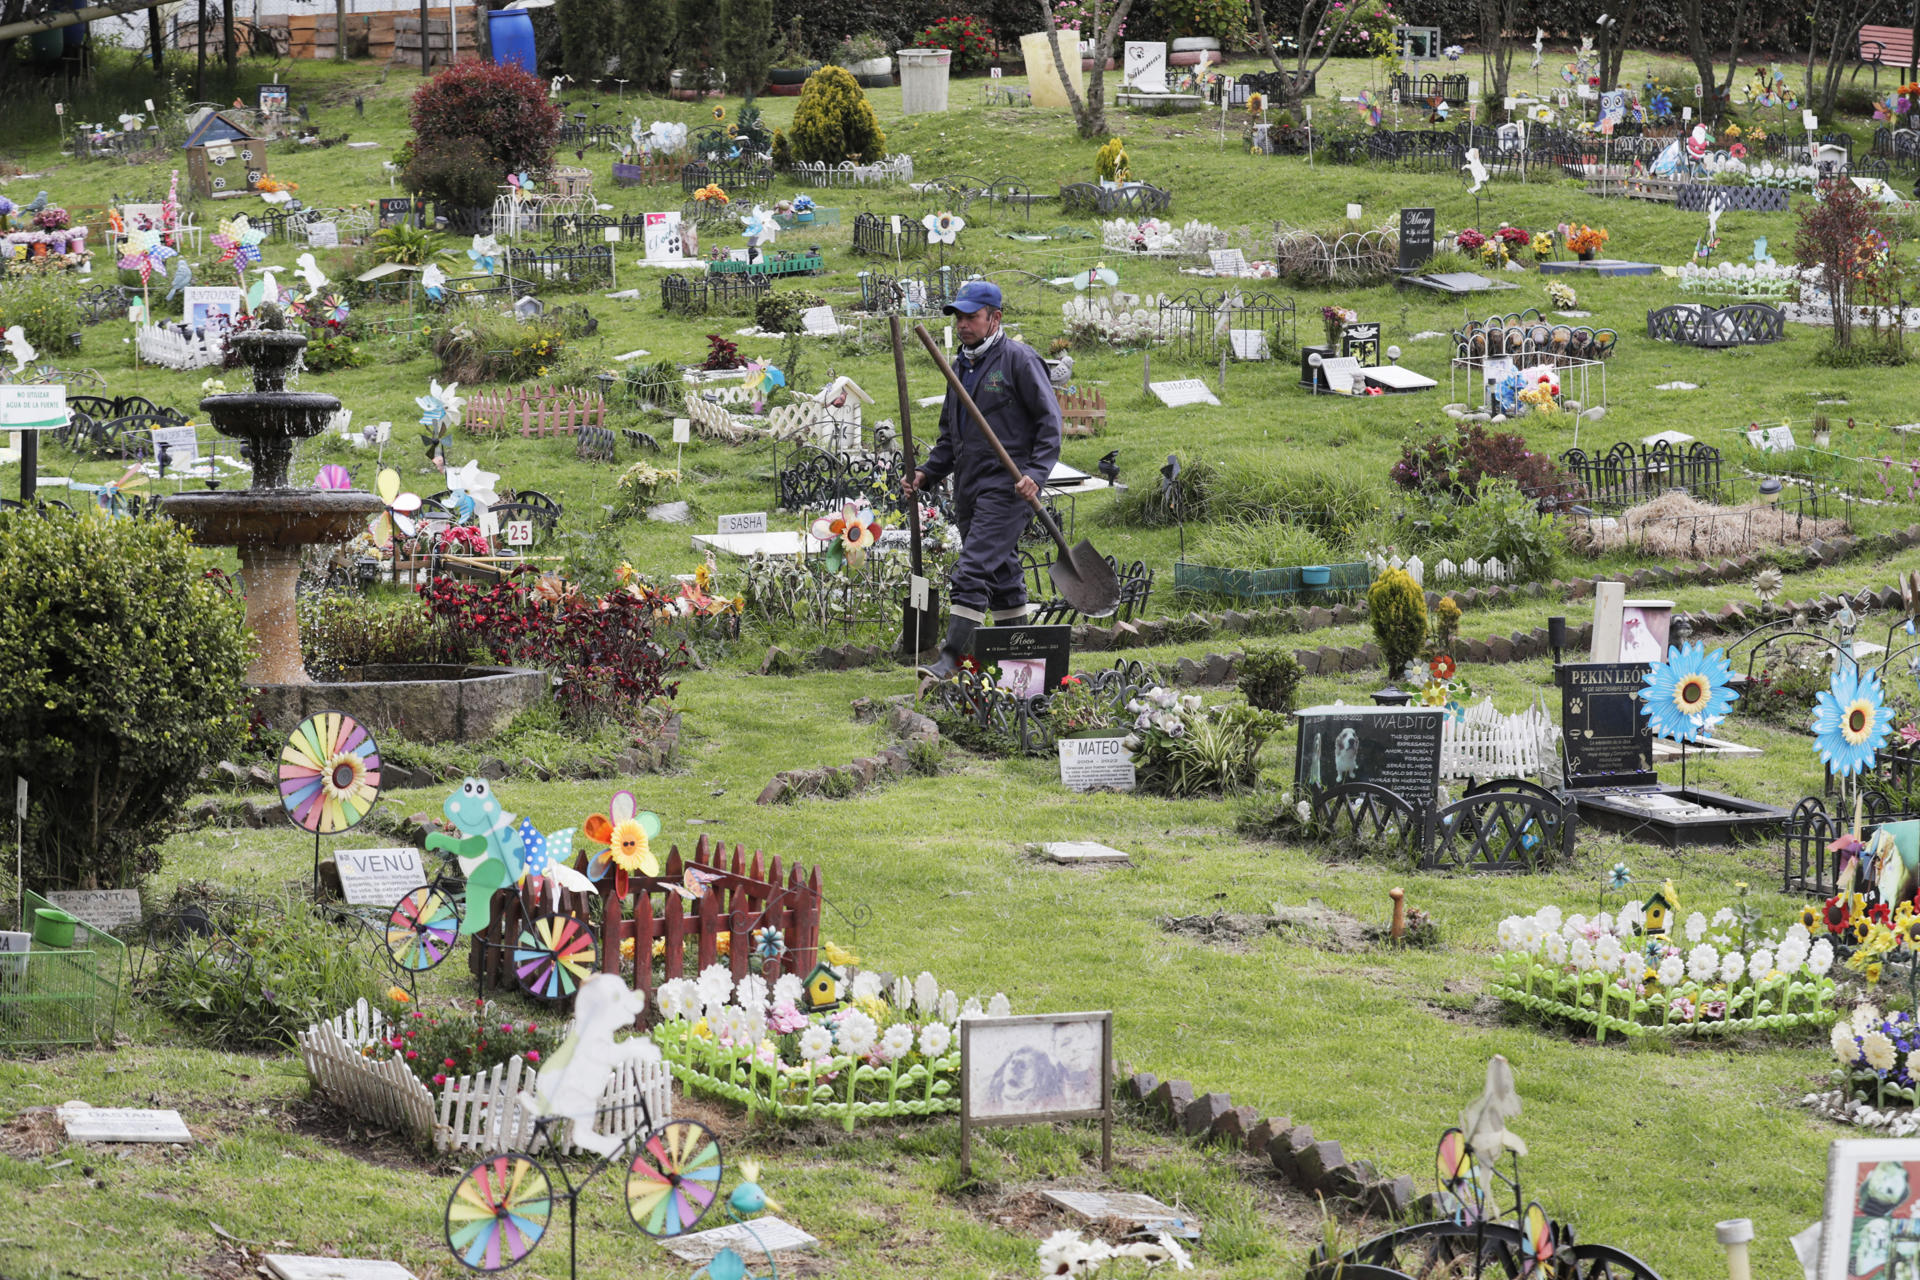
left=1654, top=382, right=1698, bottom=391
left=1208, top=248, right=1248, bottom=277
left=1123, top=41, right=1168, bottom=93
left=58, top=1103, right=191, bottom=1143
left=659, top=1216, right=818, bottom=1264
left=1150, top=378, right=1220, bottom=408
left=265, top=1258, right=418, bottom=1280
left=1041, top=1189, right=1190, bottom=1228
left=1642, top=429, right=1694, bottom=446
left=45, top=889, right=142, bottom=932
left=1364, top=364, right=1437, bottom=391
left=801, top=305, right=839, bottom=335
left=1652, top=735, right=1763, bottom=761
left=1041, top=840, right=1132, bottom=864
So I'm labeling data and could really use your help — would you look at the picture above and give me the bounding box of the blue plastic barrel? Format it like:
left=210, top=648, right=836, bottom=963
left=488, top=8, right=536, bottom=73
left=62, top=0, right=88, bottom=48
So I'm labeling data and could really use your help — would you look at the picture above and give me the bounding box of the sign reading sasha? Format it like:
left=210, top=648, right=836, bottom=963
left=960, top=1011, right=1112, bottom=1178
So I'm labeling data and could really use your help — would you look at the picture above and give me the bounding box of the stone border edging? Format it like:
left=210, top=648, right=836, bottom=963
left=755, top=703, right=941, bottom=805
left=1120, top=1070, right=1419, bottom=1219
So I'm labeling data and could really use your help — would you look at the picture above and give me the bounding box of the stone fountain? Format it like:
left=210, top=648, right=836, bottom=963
left=163, top=308, right=545, bottom=740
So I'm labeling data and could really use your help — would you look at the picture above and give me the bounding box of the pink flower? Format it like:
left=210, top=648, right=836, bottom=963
left=527, top=1050, right=541, bottom=1064
left=432, top=1073, right=447, bottom=1085
left=443, top=1057, right=457, bottom=1068
left=405, top=1050, right=419, bottom=1060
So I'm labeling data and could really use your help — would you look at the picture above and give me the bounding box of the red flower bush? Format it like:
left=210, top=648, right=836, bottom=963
left=914, top=15, right=996, bottom=74
left=409, top=62, right=560, bottom=177
left=435, top=525, right=492, bottom=556
left=419, top=576, right=683, bottom=724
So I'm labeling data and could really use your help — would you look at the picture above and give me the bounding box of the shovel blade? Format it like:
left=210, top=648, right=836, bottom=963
left=1048, top=540, right=1122, bottom=618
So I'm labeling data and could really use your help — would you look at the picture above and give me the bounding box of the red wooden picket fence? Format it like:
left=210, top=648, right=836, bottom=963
left=601, top=837, right=823, bottom=1014
left=467, top=385, right=607, bottom=438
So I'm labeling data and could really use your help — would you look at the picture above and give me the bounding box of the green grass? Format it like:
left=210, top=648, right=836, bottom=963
left=0, top=43, right=1916, bottom=1280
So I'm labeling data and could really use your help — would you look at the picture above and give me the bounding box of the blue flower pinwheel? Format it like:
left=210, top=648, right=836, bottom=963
left=1639, top=642, right=1737, bottom=743
left=1814, top=665, right=1895, bottom=777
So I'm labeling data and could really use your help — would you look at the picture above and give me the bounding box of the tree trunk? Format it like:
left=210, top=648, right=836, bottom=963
left=196, top=0, right=206, bottom=100
left=336, top=0, right=346, bottom=61
left=149, top=2, right=164, bottom=72
left=1602, top=0, right=1643, bottom=90
left=1038, top=0, right=1136, bottom=140
left=223, top=0, right=234, bottom=78
left=1250, top=0, right=1354, bottom=108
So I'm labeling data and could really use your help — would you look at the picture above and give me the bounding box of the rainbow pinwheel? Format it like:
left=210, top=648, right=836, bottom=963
left=315, top=463, right=352, bottom=490
left=581, top=790, right=662, bottom=898
left=117, top=228, right=175, bottom=283
left=70, top=466, right=147, bottom=517
left=743, top=361, right=784, bottom=410
left=212, top=213, right=265, bottom=267
left=1356, top=89, right=1382, bottom=127
left=277, top=712, right=382, bottom=834
left=418, top=378, right=465, bottom=430
left=468, top=234, right=501, bottom=275
left=809, top=501, right=882, bottom=573
left=369, top=467, right=422, bottom=545
left=320, top=293, right=350, bottom=326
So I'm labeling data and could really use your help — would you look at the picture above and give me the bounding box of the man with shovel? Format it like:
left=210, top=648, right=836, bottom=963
left=903, top=281, right=1062, bottom=683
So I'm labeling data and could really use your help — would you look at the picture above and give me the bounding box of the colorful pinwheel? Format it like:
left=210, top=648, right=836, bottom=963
left=582, top=790, right=662, bottom=897
left=277, top=712, right=381, bottom=834
left=1639, top=642, right=1738, bottom=743
left=743, top=361, right=784, bottom=410
left=212, top=213, right=265, bottom=268
left=417, top=378, right=465, bottom=430
left=1355, top=90, right=1381, bottom=127
left=315, top=464, right=352, bottom=490
left=117, top=228, right=175, bottom=283
left=369, top=467, right=422, bottom=546
left=1814, top=666, right=1895, bottom=778
left=922, top=210, right=965, bottom=245
left=70, top=466, right=148, bottom=517
left=468, top=235, right=501, bottom=274
left=505, top=171, right=533, bottom=199
left=320, top=293, right=350, bottom=327
left=809, top=501, right=882, bottom=573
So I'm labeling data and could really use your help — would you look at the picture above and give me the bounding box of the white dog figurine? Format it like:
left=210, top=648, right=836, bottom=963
left=1332, top=727, right=1361, bottom=783
left=525, top=973, right=658, bottom=1158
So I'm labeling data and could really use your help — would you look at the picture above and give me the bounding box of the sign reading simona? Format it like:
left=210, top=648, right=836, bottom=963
left=0, top=384, right=68, bottom=430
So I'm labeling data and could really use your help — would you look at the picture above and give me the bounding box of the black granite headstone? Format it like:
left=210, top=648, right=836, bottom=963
left=1558, top=661, right=1656, bottom=788
left=970, top=624, right=1072, bottom=699
left=1399, top=207, right=1435, bottom=269
left=1293, top=705, right=1445, bottom=803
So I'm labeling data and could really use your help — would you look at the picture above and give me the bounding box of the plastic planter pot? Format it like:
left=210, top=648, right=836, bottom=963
left=32, top=908, right=77, bottom=948
left=1300, top=565, right=1332, bottom=587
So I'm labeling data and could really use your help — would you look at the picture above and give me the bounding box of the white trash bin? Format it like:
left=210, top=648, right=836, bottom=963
left=897, top=47, right=952, bottom=114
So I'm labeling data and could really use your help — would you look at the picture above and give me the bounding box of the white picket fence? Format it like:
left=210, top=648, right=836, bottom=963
left=135, top=324, right=224, bottom=370
left=1439, top=698, right=1563, bottom=785
left=1364, top=553, right=1515, bottom=586
left=297, top=998, right=673, bottom=1156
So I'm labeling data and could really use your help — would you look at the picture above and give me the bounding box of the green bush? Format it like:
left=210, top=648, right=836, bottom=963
left=300, top=592, right=478, bottom=680
left=753, top=289, right=827, bottom=334
left=0, top=271, right=83, bottom=355
left=1367, top=567, right=1427, bottom=680
left=1237, top=646, right=1305, bottom=713
left=403, top=135, right=499, bottom=209
left=141, top=888, right=384, bottom=1049
left=0, top=509, right=249, bottom=889
left=1128, top=689, right=1279, bottom=797
left=770, top=128, right=794, bottom=169
left=788, top=65, right=888, bottom=164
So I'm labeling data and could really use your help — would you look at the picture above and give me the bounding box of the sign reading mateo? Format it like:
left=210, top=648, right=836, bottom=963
left=1058, top=737, right=1136, bottom=792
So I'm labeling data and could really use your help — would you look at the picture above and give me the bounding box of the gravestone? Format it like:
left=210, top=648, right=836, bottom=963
left=1042, top=1188, right=1189, bottom=1229
left=1228, top=329, right=1268, bottom=360
left=1398, top=207, right=1435, bottom=269
left=661, top=1217, right=818, bottom=1264
left=377, top=197, right=415, bottom=228
left=306, top=220, right=339, bottom=249
left=1149, top=378, right=1220, bottom=407
left=971, top=624, right=1072, bottom=696
left=332, top=847, right=427, bottom=906
left=1058, top=739, right=1136, bottom=792
left=150, top=424, right=201, bottom=471
left=1557, top=662, right=1656, bottom=788
left=1293, top=705, right=1445, bottom=803
left=1040, top=839, right=1133, bottom=863
left=45, top=889, right=142, bottom=933
left=1123, top=42, right=1169, bottom=93
left=717, top=511, right=769, bottom=536
left=266, top=1259, right=417, bottom=1280
left=1340, top=321, right=1381, bottom=365
left=1207, top=247, right=1248, bottom=277
left=58, top=1103, right=192, bottom=1143
left=800, top=305, right=839, bottom=335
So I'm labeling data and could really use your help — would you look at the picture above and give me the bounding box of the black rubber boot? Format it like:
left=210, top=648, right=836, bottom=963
left=917, top=614, right=979, bottom=684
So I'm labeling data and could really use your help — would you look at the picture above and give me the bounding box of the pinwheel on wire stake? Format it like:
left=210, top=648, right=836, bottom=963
left=118, top=227, right=175, bottom=323
left=808, top=501, right=882, bottom=574
left=581, top=790, right=662, bottom=900
left=1072, top=261, right=1119, bottom=291
left=278, top=711, right=382, bottom=894
left=369, top=467, right=422, bottom=562
left=469, top=234, right=502, bottom=275
left=1815, top=665, right=1896, bottom=838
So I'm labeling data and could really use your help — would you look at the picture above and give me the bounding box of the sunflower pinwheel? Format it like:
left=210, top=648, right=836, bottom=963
left=212, top=213, right=265, bottom=268
left=277, top=712, right=381, bottom=834
left=1639, top=642, right=1738, bottom=743
left=117, top=228, right=175, bottom=283
left=922, top=210, right=965, bottom=245
left=581, top=790, right=662, bottom=897
left=693, top=183, right=730, bottom=205
left=369, top=467, right=422, bottom=546
left=1814, top=665, right=1895, bottom=778
left=809, top=501, right=882, bottom=573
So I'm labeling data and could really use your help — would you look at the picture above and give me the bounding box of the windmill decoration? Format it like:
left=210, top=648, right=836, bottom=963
left=687, top=1161, right=784, bottom=1280
left=1306, top=1057, right=1666, bottom=1280
left=1637, top=641, right=1738, bottom=791
left=118, top=227, right=176, bottom=323
left=277, top=711, right=383, bottom=895
left=441, top=974, right=725, bottom=1279
left=369, top=467, right=423, bottom=568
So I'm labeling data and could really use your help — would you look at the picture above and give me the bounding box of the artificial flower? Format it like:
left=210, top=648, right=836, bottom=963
left=1813, top=666, right=1895, bottom=777
left=695, top=963, right=734, bottom=1010
left=798, top=1026, right=834, bottom=1062
left=880, top=1024, right=915, bottom=1060
left=837, top=1009, right=878, bottom=1057
left=1834, top=1021, right=1863, bottom=1064
left=1866, top=1030, right=1899, bottom=1071
left=582, top=790, right=662, bottom=893
left=918, top=1022, right=952, bottom=1057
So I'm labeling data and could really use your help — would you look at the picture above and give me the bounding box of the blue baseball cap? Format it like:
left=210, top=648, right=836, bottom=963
left=944, top=281, right=1003, bottom=315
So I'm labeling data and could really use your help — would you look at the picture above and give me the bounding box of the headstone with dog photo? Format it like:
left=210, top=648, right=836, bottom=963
left=1292, top=705, right=1445, bottom=805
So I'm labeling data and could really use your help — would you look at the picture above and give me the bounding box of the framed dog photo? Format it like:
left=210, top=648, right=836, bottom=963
left=1820, top=1138, right=1920, bottom=1280
left=960, top=1011, right=1112, bottom=1177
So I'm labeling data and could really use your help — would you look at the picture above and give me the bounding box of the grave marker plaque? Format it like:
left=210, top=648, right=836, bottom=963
left=1398, top=207, right=1436, bottom=269
left=1123, top=42, right=1169, bottom=93
left=46, top=889, right=142, bottom=932
left=377, top=197, right=415, bottom=228
left=971, top=624, right=1072, bottom=697
left=1293, top=705, right=1444, bottom=803
left=1558, top=661, right=1656, bottom=788
left=1058, top=738, right=1136, bottom=792
left=333, top=847, right=427, bottom=906
left=1208, top=248, right=1248, bottom=276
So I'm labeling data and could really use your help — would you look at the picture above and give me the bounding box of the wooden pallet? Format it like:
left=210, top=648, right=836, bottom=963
left=1058, top=388, right=1106, bottom=437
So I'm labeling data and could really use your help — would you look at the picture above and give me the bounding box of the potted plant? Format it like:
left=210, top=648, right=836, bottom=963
left=840, top=32, right=893, bottom=86
left=1566, top=224, right=1609, bottom=261
left=768, top=19, right=818, bottom=94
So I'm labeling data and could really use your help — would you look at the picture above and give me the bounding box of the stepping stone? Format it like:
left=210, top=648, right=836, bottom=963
left=647, top=500, right=691, bottom=524
left=58, top=1103, right=190, bottom=1143
left=1040, top=841, right=1132, bottom=865
left=265, top=1259, right=417, bottom=1280
left=1655, top=381, right=1698, bottom=391
left=1042, top=1189, right=1196, bottom=1234
left=660, top=1216, right=818, bottom=1264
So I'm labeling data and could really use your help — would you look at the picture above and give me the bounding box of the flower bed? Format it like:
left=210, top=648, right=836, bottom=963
left=652, top=962, right=1002, bottom=1130
left=1491, top=897, right=1837, bottom=1041
left=298, top=997, right=672, bottom=1154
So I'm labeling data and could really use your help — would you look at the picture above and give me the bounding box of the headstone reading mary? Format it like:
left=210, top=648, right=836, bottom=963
left=1399, top=207, right=1436, bottom=269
